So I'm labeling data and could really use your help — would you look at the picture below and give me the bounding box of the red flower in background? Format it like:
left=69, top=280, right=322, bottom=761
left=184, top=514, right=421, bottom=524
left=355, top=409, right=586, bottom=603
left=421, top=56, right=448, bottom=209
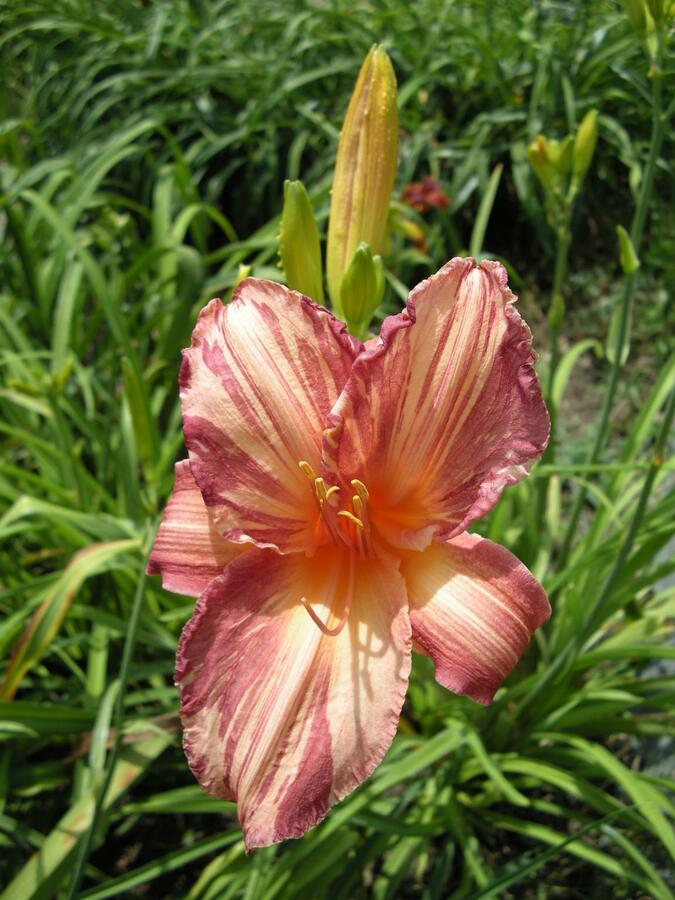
left=401, top=176, right=450, bottom=212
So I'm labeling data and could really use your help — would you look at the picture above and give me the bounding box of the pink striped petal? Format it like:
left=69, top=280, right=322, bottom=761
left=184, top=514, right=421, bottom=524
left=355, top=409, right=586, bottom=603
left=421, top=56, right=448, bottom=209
left=177, top=545, right=411, bottom=850
left=180, top=280, right=360, bottom=554
left=402, top=532, right=550, bottom=705
left=147, top=461, right=241, bottom=597
left=324, top=258, right=549, bottom=550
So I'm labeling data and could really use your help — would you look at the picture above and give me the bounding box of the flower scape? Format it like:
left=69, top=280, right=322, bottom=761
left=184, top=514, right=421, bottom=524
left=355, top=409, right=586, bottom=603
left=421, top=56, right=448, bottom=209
left=148, top=255, right=551, bottom=851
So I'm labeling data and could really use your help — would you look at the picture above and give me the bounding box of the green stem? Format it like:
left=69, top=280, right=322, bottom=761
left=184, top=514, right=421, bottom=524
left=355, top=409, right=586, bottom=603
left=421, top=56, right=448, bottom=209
left=556, top=31, right=667, bottom=568
left=545, top=224, right=571, bottom=457
left=534, top=218, right=571, bottom=531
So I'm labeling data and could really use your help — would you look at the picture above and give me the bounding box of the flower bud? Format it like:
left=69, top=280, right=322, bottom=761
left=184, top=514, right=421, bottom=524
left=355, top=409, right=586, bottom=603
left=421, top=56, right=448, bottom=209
left=326, top=45, right=398, bottom=316
left=547, top=135, right=574, bottom=176
left=278, top=179, right=324, bottom=303
left=645, top=0, right=665, bottom=21
left=527, top=136, right=555, bottom=190
left=340, top=242, right=385, bottom=338
left=622, top=0, right=648, bottom=34
left=616, top=225, right=640, bottom=275
left=226, top=263, right=253, bottom=302
left=572, top=110, right=599, bottom=182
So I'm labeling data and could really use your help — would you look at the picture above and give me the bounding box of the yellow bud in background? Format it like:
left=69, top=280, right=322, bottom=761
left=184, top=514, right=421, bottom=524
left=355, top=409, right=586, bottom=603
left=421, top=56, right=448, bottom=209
left=339, top=242, right=385, bottom=339
left=572, top=110, right=599, bottom=182
left=326, top=45, right=398, bottom=316
left=527, top=136, right=554, bottom=189
left=278, top=180, right=324, bottom=303
left=226, top=263, right=253, bottom=301
left=235, top=263, right=252, bottom=286
left=622, top=0, right=648, bottom=34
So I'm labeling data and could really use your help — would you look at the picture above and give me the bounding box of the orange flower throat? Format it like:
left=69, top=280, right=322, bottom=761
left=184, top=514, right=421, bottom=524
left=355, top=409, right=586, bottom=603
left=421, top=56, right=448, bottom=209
left=298, top=460, right=374, bottom=636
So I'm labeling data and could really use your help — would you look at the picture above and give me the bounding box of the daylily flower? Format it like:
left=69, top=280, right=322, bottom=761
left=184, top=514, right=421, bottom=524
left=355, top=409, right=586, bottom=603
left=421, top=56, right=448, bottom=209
left=148, top=257, right=551, bottom=851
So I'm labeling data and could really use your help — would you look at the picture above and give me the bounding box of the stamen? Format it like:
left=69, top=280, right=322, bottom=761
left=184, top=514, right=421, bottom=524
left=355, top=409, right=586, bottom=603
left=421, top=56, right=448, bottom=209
left=314, top=477, right=340, bottom=505
left=319, top=499, right=350, bottom=547
left=337, top=510, right=364, bottom=528
left=351, top=479, right=369, bottom=500
left=352, top=493, right=373, bottom=557
left=298, top=460, right=317, bottom=480
left=298, top=460, right=372, bottom=556
left=300, top=552, right=355, bottom=637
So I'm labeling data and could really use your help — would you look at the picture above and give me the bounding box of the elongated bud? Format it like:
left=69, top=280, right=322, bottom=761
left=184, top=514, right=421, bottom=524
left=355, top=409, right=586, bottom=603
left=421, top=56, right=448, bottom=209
left=622, top=0, right=648, bottom=33
left=326, top=45, right=398, bottom=315
left=279, top=180, right=324, bottom=303
left=616, top=225, right=640, bottom=274
left=340, top=242, right=385, bottom=338
left=572, top=110, right=599, bottom=182
left=645, top=0, right=665, bottom=21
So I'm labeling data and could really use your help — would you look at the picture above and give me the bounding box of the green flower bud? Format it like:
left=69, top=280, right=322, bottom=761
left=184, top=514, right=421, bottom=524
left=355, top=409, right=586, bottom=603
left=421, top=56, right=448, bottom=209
left=548, top=135, right=574, bottom=176
left=622, top=0, right=648, bottom=34
left=278, top=180, right=324, bottom=303
left=616, top=225, right=640, bottom=275
left=572, top=109, right=599, bottom=182
left=340, top=242, right=385, bottom=338
left=645, top=0, right=665, bottom=21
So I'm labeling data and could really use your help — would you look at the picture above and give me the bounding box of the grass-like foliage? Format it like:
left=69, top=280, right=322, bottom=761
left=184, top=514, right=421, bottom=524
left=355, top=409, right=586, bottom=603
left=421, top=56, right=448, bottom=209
left=1, top=0, right=674, bottom=897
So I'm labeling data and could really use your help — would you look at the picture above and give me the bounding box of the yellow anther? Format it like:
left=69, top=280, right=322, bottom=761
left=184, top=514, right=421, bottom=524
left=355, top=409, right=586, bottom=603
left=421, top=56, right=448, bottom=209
left=352, top=495, right=363, bottom=517
left=351, top=478, right=369, bottom=501
left=337, top=510, right=364, bottom=528
left=325, top=485, right=340, bottom=501
left=299, top=460, right=317, bottom=480
left=314, top=477, right=329, bottom=502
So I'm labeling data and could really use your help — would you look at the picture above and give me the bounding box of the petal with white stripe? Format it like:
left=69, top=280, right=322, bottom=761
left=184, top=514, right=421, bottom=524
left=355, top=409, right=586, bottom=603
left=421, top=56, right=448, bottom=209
left=401, top=532, right=550, bottom=704
left=176, top=545, right=411, bottom=850
left=147, top=461, right=240, bottom=597
left=324, top=258, right=549, bottom=550
left=181, top=280, right=360, bottom=554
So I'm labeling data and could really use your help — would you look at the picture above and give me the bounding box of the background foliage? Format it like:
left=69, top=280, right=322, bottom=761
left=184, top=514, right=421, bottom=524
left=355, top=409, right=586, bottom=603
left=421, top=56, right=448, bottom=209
left=0, top=0, right=673, bottom=896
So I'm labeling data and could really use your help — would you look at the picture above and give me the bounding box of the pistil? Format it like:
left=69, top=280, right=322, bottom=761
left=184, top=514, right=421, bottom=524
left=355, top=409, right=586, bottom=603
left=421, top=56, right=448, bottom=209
left=300, top=551, right=356, bottom=637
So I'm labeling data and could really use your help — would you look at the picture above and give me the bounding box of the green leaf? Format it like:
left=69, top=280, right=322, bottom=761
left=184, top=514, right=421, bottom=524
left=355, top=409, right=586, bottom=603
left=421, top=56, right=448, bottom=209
left=0, top=539, right=139, bottom=700
left=0, top=727, right=170, bottom=900
left=469, top=162, right=503, bottom=259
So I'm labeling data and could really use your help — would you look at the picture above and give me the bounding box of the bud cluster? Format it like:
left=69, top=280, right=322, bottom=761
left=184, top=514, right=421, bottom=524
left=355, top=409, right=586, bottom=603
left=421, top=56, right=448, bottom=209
left=527, top=110, right=599, bottom=213
left=277, top=45, right=398, bottom=338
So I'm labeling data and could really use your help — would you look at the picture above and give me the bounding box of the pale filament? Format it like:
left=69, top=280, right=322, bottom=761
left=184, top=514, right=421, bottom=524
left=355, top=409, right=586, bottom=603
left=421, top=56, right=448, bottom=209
left=300, top=550, right=356, bottom=637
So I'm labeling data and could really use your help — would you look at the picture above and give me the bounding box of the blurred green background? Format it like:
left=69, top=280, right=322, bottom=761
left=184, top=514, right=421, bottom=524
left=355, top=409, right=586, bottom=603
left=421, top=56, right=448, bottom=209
left=1, top=0, right=674, bottom=897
